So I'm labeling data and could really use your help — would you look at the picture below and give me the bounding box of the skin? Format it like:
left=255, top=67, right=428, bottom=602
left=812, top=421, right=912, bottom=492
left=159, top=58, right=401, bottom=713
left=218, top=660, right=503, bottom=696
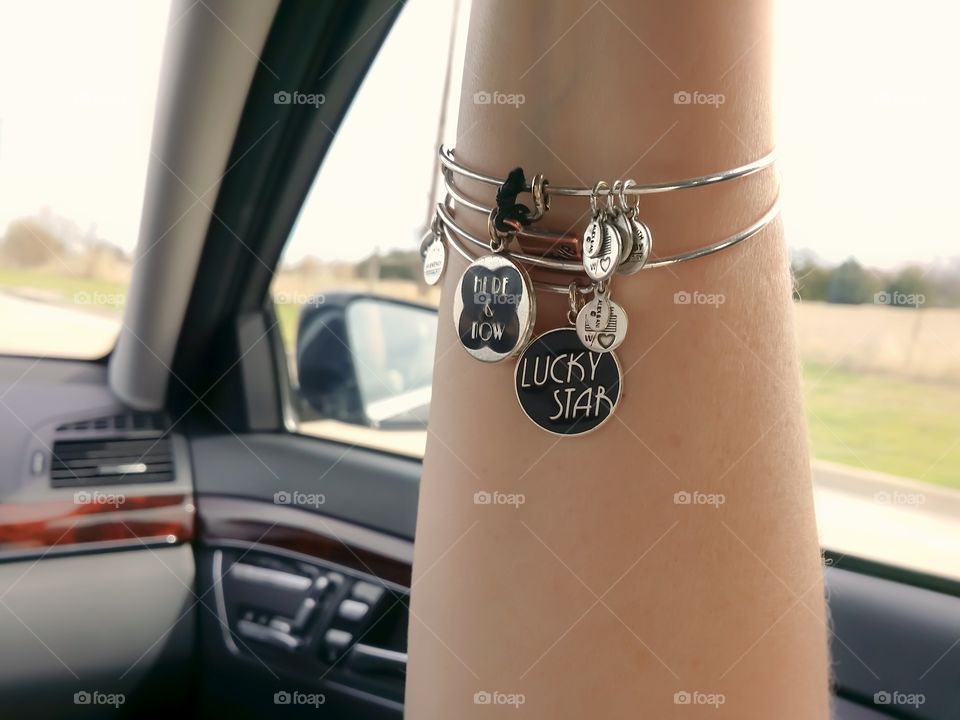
left=407, top=1, right=830, bottom=718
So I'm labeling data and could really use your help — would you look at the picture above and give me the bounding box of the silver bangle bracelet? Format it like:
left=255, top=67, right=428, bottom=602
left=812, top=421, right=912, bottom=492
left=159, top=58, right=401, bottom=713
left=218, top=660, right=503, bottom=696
left=439, top=224, right=594, bottom=296
left=439, top=144, right=776, bottom=198
left=430, top=145, right=782, bottom=436
left=437, top=192, right=782, bottom=281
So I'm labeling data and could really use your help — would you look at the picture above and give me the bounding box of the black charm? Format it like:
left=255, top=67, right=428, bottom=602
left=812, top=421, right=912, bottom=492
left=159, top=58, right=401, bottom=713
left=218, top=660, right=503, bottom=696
left=515, top=328, right=622, bottom=435
left=453, top=255, right=534, bottom=363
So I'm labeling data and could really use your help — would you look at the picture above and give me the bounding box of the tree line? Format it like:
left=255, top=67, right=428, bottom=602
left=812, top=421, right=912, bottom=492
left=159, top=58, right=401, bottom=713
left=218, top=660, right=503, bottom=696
left=792, top=257, right=960, bottom=308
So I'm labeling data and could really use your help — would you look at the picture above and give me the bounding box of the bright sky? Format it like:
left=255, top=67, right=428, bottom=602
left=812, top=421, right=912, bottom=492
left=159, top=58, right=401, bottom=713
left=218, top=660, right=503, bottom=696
left=1, top=0, right=957, bottom=270
left=0, top=0, right=170, bottom=248
left=775, top=0, right=960, bottom=269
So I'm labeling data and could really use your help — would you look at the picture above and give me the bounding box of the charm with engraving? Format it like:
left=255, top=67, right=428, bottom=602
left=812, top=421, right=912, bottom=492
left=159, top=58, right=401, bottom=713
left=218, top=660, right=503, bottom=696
left=515, top=328, right=622, bottom=436
left=453, top=254, right=535, bottom=363
left=576, top=291, right=628, bottom=353
left=617, top=214, right=652, bottom=276
left=614, top=211, right=634, bottom=265
left=582, top=220, right=622, bottom=282
left=582, top=217, right=604, bottom=259
left=420, top=229, right=446, bottom=286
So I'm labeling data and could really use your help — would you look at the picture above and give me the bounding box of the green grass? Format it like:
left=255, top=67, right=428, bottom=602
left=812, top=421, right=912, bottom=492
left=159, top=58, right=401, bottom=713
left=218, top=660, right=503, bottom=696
left=0, top=267, right=126, bottom=311
left=803, top=362, right=960, bottom=489
left=274, top=302, right=301, bottom=351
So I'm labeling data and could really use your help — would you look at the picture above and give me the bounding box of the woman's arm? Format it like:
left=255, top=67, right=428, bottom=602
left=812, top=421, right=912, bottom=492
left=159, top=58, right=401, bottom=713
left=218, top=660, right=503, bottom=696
left=407, top=1, right=830, bottom=717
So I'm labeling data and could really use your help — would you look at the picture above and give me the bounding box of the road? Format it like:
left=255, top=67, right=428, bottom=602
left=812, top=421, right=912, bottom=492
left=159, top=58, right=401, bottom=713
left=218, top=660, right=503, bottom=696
left=0, top=292, right=120, bottom=358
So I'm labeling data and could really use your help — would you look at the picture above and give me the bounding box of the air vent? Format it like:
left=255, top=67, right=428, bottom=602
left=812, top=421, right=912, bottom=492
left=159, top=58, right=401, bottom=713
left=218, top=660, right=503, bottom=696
left=56, top=412, right=168, bottom=435
left=50, top=436, right=174, bottom=488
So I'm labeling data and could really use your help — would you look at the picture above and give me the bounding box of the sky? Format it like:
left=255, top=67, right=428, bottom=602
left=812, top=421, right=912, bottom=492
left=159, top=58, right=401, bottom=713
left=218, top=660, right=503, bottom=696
left=0, top=0, right=170, bottom=248
left=1, top=0, right=957, bottom=270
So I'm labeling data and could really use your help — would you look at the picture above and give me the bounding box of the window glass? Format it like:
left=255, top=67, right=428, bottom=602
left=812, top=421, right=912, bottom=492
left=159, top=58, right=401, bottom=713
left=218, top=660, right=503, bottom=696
left=272, top=0, right=456, bottom=456
left=0, top=1, right=170, bottom=358
left=777, top=1, right=960, bottom=494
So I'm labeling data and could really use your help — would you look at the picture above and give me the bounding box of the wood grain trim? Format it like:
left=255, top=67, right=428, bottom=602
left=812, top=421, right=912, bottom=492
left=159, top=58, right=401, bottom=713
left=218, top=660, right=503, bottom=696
left=0, top=493, right=194, bottom=553
left=198, top=495, right=412, bottom=587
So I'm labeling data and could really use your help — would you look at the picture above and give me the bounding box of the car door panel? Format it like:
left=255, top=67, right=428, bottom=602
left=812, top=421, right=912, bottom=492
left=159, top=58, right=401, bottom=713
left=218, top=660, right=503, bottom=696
left=195, top=496, right=411, bottom=718
left=190, top=433, right=419, bottom=539
left=827, top=566, right=960, bottom=719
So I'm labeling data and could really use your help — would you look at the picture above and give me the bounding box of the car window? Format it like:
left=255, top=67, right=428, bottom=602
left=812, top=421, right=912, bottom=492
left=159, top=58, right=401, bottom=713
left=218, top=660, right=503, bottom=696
left=778, top=0, right=960, bottom=538
left=274, top=0, right=960, bottom=556
left=271, top=0, right=456, bottom=456
left=0, top=0, right=169, bottom=358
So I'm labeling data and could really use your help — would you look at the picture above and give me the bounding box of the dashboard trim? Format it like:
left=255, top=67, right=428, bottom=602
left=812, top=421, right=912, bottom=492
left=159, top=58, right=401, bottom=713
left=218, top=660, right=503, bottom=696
left=198, top=494, right=413, bottom=587
left=0, top=492, right=194, bottom=561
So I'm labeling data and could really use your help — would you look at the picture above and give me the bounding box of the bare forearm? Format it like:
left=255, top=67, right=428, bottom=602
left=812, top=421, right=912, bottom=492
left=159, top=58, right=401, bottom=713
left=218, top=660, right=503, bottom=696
left=408, top=2, right=829, bottom=718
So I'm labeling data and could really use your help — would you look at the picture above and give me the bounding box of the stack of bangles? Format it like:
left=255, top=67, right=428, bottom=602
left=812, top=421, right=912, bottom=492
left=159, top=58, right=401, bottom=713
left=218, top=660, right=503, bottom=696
left=421, top=144, right=780, bottom=436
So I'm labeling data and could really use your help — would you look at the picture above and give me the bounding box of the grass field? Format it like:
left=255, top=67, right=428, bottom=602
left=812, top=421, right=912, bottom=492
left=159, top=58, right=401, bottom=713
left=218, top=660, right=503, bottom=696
left=274, top=302, right=300, bottom=350
left=0, top=268, right=127, bottom=311
left=803, top=361, right=960, bottom=489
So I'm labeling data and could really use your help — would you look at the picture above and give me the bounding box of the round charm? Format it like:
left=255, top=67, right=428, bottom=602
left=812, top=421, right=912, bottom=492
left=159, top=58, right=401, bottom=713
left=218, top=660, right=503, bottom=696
left=582, top=220, right=621, bottom=282
left=615, top=214, right=634, bottom=265
left=582, top=218, right=604, bottom=258
left=453, top=255, right=535, bottom=363
left=516, top=328, right=622, bottom=435
left=421, top=233, right=446, bottom=286
left=576, top=295, right=628, bottom=353
left=617, top=216, right=652, bottom=276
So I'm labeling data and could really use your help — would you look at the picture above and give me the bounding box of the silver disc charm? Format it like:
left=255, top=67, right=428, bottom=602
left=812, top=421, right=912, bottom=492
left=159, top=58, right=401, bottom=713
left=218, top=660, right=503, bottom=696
left=617, top=216, right=652, bottom=276
left=453, top=254, right=535, bottom=363
left=582, top=221, right=621, bottom=282
left=576, top=294, right=628, bottom=353
left=615, top=213, right=634, bottom=265
left=582, top=218, right=604, bottom=259
left=515, top=328, right=622, bottom=436
left=421, top=232, right=446, bottom=286
left=422, top=240, right=445, bottom=285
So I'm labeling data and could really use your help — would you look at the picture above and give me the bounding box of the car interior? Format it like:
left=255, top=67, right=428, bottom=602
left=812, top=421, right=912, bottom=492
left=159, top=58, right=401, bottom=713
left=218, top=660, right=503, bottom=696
left=0, top=1, right=958, bottom=718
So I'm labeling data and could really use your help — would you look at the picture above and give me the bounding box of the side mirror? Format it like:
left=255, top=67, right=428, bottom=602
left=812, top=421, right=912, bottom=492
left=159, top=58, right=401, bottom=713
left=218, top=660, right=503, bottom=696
left=295, top=293, right=437, bottom=429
